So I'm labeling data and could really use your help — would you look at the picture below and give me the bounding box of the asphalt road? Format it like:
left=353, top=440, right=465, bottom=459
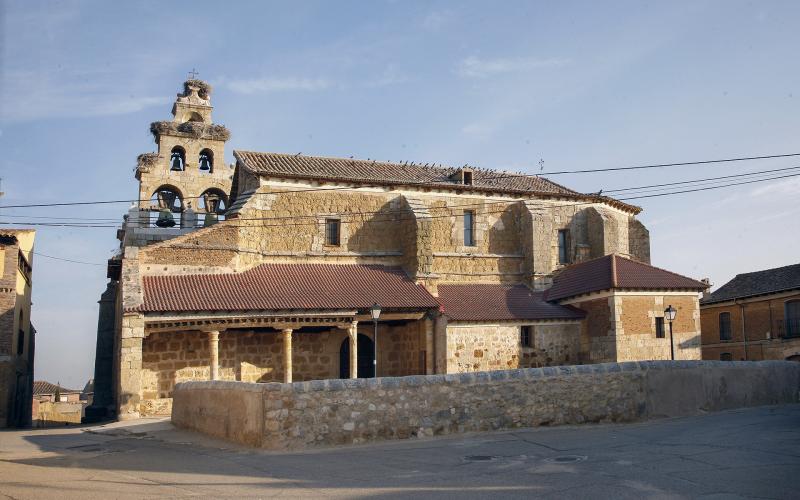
left=1, top=404, right=799, bottom=499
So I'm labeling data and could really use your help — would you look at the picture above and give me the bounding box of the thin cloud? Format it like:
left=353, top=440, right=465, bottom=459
left=457, top=56, right=570, bottom=78
left=421, top=10, right=454, bottom=31
left=0, top=70, right=169, bottom=122
left=749, top=176, right=800, bottom=197
left=223, top=77, right=331, bottom=94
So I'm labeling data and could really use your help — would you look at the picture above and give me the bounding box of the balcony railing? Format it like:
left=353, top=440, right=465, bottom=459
left=777, top=318, right=800, bottom=339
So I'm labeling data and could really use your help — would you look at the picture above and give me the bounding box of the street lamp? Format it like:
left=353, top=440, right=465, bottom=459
left=370, top=303, right=381, bottom=378
left=664, top=305, right=677, bottom=360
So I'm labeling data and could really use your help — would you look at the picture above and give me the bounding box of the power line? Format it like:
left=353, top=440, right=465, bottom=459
left=1, top=165, right=797, bottom=226
left=2, top=152, right=799, bottom=210
left=32, top=251, right=107, bottom=266
left=11, top=171, right=798, bottom=265
left=603, top=165, right=800, bottom=194
left=483, top=152, right=800, bottom=178
left=3, top=171, right=797, bottom=231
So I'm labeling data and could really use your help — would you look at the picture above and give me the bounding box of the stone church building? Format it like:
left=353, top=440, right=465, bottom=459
left=87, top=80, right=707, bottom=420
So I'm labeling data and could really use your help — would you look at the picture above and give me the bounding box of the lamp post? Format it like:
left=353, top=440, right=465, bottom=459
left=370, top=303, right=381, bottom=378
left=664, top=305, right=677, bottom=360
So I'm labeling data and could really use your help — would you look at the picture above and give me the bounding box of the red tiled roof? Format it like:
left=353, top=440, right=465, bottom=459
left=235, top=150, right=576, bottom=196
left=33, top=381, right=80, bottom=396
left=139, top=264, right=439, bottom=313
left=437, top=284, right=586, bottom=321
left=546, top=254, right=708, bottom=302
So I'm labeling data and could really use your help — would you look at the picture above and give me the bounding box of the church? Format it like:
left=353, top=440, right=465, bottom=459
left=86, top=79, right=707, bottom=420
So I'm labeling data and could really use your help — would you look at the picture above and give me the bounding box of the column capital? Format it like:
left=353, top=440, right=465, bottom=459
left=208, top=330, right=220, bottom=340
left=281, top=328, right=293, bottom=335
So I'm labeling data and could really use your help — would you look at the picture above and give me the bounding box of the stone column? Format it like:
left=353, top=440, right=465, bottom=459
left=208, top=330, right=220, bottom=381
left=118, top=313, right=145, bottom=420
left=424, top=317, right=435, bottom=375
left=282, top=328, right=293, bottom=383
left=348, top=321, right=358, bottom=379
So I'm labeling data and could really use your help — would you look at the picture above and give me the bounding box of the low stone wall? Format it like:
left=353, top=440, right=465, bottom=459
left=172, top=360, right=800, bottom=450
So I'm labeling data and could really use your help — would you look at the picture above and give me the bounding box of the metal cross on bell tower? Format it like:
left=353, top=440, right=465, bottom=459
left=188, top=68, right=200, bottom=79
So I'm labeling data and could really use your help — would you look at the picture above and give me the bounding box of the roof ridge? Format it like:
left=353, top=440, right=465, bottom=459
left=620, top=254, right=708, bottom=287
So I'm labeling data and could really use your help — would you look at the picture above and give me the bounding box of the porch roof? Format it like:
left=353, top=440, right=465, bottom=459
left=437, top=284, right=586, bottom=321
left=138, top=263, right=439, bottom=313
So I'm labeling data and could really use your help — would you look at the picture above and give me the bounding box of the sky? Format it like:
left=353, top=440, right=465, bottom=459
left=1, top=0, right=799, bottom=388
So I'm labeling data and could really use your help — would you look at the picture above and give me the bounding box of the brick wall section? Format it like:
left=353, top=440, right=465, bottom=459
left=0, top=240, right=19, bottom=356
left=700, top=291, right=800, bottom=361
left=575, top=293, right=701, bottom=363
left=173, top=360, right=800, bottom=450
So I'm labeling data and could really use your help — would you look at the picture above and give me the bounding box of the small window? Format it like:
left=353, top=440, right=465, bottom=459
left=720, top=352, right=732, bottom=361
left=520, top=326, right=532, bottom=347
left=719, top=312, right=732, bottom=341
left=325, top=219, right=341, bottom=246
left=655, top=317, right=665, bottom=338
left=463, top=170, right=473, bottom=185
left=464, top=210, right=476, bottom=246
left=558, top=229, right=570, bottom=264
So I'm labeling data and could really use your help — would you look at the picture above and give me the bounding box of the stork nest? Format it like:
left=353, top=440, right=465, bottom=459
left=183, top=79, right=212, bottom=99
left=136, top=152, right=159, bottom=167
left=150, top=121, right=231, bottom=141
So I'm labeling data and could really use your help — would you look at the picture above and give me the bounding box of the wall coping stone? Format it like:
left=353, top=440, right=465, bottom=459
left=174, top=360, right=788, bottom=396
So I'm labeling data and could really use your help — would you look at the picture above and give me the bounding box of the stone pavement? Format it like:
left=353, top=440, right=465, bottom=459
left=1, top=405, right=798, bottom=499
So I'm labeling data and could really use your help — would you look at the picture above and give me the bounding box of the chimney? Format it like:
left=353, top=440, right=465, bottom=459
left=701, top=278, right=712, bottom=300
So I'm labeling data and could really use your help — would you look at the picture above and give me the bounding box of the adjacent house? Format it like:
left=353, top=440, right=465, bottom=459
left=701, top=263, right=800, bottom=361
left=0, top=229, right=35, bottom=428
left=88, top=80, right=708, bottom=420
left=31, top=381, right=84, bottom=427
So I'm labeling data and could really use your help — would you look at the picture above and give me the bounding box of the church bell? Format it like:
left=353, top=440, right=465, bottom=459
left=199, top=155, right=211, bottom=171
left=157, top=190, right=178, bottom=211
left=170, top=153, right=183, bottom=171
left=155, top=209, right=176, bottom=228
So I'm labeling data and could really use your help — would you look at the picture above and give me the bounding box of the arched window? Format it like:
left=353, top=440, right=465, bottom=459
left=199, top=149, right=214, bottom=173
left=170, top=146, right=186, bottom=172
left=198, top=188, right=227, bottom=226
left=188, top=112, right=204, bottom=122
left=786, top=300, right=800, bottom=338
left=150, top=186, right=183, bottom=227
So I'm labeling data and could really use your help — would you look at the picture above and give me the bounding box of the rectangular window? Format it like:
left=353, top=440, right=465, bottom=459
left=719, top=312, right=732, bottom=341
left=520, top=325, right=532, bottom=347
left=558, top=229, right=570, bottom=264
left=463, top=170, right=473, bottom=185
left=464, top=210, right=476, bottom=246
left=786, top=301, right=800, bottom=338
left=655, top=317, right=665, bottom=338
left=325, top=219, right=340, bottom=246
left=720, top=352, right=732, bottom=361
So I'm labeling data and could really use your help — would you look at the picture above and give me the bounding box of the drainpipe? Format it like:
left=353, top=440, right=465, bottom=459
left=736, top=299, right=748, bottom=361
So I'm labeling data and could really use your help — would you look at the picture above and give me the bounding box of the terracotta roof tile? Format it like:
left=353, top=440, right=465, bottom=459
left=546, top=254, right=708, bottom=302
left=234, top=150, right=578, bottom=196
left=437, top=284, right=586, bottom=321
left=140, top=264, right=439, bottom=313
left=33, top=381, right=80, bottom=396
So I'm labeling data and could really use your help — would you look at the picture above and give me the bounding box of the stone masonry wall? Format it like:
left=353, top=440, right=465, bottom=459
left=172, top=360, right=800, bottom=450
left=575, top=293, right=701, bottom=363
left=446, top=323, right=581, bottom=372
left=139, top=321, right=425, bottom=416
